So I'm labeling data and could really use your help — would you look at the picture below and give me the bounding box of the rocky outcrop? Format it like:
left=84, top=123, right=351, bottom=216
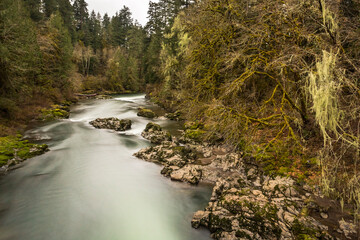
left=89, top=118, right=131, bottom=131
left=137, top=108, right=157, bottom=118
left=133, top=123, right=357, bottom=239
left=37, top=104, right=70, bottom=121
left=165, top=110, right=183, bottom=121
left=191, top=175, right=336, bottom=240
left=140, top=122, right=172, bottom=144
left=0, top=140, right=49, bottom=175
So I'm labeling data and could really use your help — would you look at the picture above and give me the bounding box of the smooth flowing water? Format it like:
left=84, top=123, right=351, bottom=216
left=0, top=94, right=212, bottom=240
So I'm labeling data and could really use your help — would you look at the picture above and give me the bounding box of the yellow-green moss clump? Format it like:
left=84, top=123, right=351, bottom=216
left=183, top=121, right=206, bottom=142
left=137, top=108, right=157, bottom=118
left=38, top=104, right=70, bottom=121
left=0, top=135, right=48, bottom=168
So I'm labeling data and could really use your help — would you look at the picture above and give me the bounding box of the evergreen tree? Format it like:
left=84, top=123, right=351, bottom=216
left=58, top=0, right=75, bottom=40
left=43, top=0, right=58, bottom=18
left=88, top=10, right=102, bottom=51
left=73, top=0, right=90, bottom=45
left=22, top=0, right=43, bottom=21
left=110, top=6, right=133, bottom=47
left=40, top=11, right=73, bottom=90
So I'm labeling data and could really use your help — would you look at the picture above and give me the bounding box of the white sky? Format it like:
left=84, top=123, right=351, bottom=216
left=86, top=0, right=159, bottom=26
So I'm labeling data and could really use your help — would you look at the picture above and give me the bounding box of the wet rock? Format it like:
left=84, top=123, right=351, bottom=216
left=192, top=210, right=209, bottom=228
left=339, top=219, right=357, bottom=239
left=89, top=117, right=132, bottom=131
left=137, top=108, right=157, bottom=118
left=141, top=122, right=172, bottom=144
left=170, top=165, right=202, bottom=184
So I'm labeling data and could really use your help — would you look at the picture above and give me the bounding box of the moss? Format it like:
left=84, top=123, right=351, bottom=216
left=184, top=129, right=206, bottom=142
left=144, top=122, right=162, bottom=132
left=38, top=104, right=70, bottom=121
left=0, top=135, right=49, bottom=166
left=235, top=230, right=252, bottom=239
left=165, top=110, right=183, bottom=121
left=291, top=219, right=324, bottom=240
left=208, top=213, right=233, bottom=232
left=184, top=121, right=204, bottom=130
left=137, top=108, right=157, bottom=118
left=225, top=200, right=282, bottom=239
left=237, top=178, right=246, bottom=188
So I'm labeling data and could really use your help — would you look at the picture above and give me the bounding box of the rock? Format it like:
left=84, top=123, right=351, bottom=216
left=339, top=219, right=357, bottom=239
left=170, top=165, right=202, bottom=184
left=165, top=110, right=183, bottom=121
left=320, top=212, right=328, bottom=219
left=137, top=108, right=157, bottom=118
left=141, top=122, right=172, bottom=144
left=192, top=210, right=209, bottom=228
left=89, top=117, right=132, bottom=131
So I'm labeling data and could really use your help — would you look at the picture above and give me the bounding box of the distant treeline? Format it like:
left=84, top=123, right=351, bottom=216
left=0, top=0, right=192, bottom=124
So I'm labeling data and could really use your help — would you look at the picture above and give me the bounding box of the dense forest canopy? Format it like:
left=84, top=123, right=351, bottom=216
left=1, top=0, right=360, bottom=219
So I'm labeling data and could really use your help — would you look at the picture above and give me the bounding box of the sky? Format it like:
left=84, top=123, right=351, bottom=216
left=86, top=0, right=159, bottom=26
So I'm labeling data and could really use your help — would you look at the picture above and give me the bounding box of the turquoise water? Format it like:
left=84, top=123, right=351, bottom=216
left=0, top=95, right=211, bottom=240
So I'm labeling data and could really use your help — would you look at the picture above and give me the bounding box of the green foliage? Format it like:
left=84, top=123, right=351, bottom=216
left=0, top=0, right=40, bottom=97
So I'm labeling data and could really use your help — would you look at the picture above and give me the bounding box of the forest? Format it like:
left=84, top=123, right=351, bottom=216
left=1, top=0, right=360, bottom=237
left=0, top=0, right=192, bottom=132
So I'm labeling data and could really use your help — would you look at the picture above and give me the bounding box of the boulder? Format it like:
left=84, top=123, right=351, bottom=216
left=141, top=122, right=172, bottom=144
left=137, top=108, right=157, bottom=118
left=165, top=110, right=183, bottom=121
left=170, top=165, right=202, bottom=184
left=89, top=117, right=132, bottom=131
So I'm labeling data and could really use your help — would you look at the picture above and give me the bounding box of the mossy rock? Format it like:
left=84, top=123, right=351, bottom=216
left=144, top=122, right=162, bottom=132
left=184, top=129, right=206, bottom=142
left=165, top=110, right=183, bottom=121
left=137, top=108, right=157, bottom=118
left=291, top=219, right=325, bottom=240
left=0, top=135, right=49, bottom=167
left=38, top=104, right=70, bottom=121
left=184, top=121, right=204, bottom=130
left=208, top=213, right=233, bottom=233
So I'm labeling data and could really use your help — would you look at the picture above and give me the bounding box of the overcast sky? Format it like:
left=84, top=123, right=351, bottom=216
left=86, top=0, right=159, bottom=26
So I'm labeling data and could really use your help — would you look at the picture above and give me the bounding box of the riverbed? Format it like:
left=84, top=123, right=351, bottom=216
left=0, top=94, right=212, bottom=240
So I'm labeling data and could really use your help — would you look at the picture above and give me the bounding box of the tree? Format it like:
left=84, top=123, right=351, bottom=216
left=73, top=0, right=90, bottom=45
left=43, top=0, right=58, bottom=18
left=40, top=11, right=73, bottom=91
left=0, top=0, right=40, bottom=95
left=22, top=0, right=43, bottom=21
left=110, top=6, right=133, bottom=47
left=58, top=0, right=75, bottom=40
left=88, top=10, right=102, bottom=51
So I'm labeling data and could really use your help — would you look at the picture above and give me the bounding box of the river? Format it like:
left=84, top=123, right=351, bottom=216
left=0, top=94, right=212, bottom=240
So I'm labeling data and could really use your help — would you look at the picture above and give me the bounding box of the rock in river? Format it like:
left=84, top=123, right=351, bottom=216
left=89, top=117, right=132, bottom=131
left=141, top=122, right=172, bottom=144
left=137, top=108, right=157, bottom=118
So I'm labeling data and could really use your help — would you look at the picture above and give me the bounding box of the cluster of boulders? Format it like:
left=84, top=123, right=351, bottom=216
left=89, top=117, right=132, bottom=131
left=134, top=120, right=358, bottom=239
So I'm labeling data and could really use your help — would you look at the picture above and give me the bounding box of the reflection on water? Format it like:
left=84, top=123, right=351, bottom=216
left=0, top=94, right=211, bottom=240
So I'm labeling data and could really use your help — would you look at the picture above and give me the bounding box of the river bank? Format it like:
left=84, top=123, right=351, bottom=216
left=134, top=111, right=359, bottom=239
left=0, top=94, right=358, bottom=239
